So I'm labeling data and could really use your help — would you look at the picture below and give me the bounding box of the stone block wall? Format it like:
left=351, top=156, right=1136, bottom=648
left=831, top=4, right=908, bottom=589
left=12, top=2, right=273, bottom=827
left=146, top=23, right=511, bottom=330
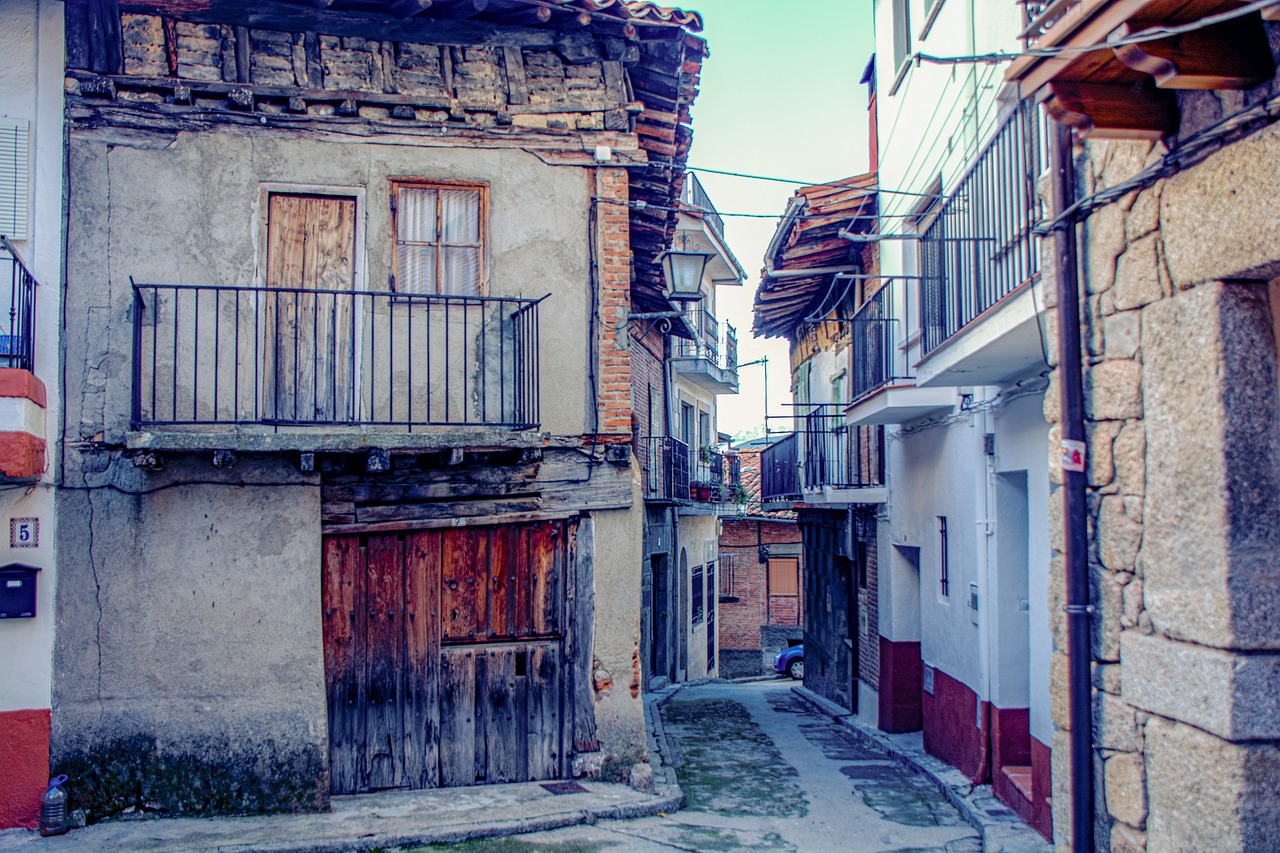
left=1046, top=124, right=1280, bottom=852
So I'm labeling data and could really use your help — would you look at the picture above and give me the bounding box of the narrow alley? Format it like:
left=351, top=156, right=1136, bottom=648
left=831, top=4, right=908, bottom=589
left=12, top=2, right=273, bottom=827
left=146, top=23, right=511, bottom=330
left=428, top=680, right=983, bottom=853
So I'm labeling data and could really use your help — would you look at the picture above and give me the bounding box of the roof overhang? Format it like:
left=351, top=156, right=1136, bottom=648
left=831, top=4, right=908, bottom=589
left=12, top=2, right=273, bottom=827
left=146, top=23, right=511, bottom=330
left=1006, top=0, right=1275, bottom=139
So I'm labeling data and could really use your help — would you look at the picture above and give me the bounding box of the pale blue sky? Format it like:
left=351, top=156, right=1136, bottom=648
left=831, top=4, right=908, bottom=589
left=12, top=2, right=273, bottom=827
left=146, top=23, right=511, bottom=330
left=681, top=0, right=877, bottom=439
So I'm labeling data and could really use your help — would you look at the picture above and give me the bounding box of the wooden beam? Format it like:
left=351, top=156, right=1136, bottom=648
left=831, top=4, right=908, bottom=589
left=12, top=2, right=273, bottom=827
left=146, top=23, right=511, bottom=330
left=1046, top=80, right=1179, bottom=139
left=1111, top=14, right=1274, bottom=90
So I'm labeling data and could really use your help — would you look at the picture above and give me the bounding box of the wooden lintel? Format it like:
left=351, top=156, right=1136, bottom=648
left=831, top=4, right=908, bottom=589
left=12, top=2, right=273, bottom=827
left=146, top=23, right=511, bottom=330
left=1112, top=14, right=1275, bottom=90
left=1046, top=81, right=1178, bottom=139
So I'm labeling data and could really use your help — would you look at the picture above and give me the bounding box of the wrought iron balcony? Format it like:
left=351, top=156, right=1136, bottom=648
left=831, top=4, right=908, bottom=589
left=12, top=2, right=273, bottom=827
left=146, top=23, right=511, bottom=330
left=761, top=432, right=800, bottom=503
left=0, top=238, right=37, bottom=374
left=673, top=310, right=739, bottom=394
left=851, top=281, right=910, bottom=403
left=132, top=283, right=543, bottom=431
left=690, top=446, right=726, bottom=502
left=643, top=436, right=690, bottom=503
left=801, top=408, right=885, bottom=493
left=919, top=101, right=1046, bottom=358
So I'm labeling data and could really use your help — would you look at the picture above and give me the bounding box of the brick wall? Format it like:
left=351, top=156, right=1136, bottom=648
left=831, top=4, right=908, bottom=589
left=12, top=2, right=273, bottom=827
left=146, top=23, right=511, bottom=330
left=629, top=325, right=665, bottom=453
left=595, top=166, right=632, bottom=438
left=718, top=517, right=803, bottom=655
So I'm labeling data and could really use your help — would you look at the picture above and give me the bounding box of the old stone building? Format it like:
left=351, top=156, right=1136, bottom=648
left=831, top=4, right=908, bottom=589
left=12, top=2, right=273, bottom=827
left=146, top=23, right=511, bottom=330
left=1005, top=1, right=1280, bottom=849
left=47, top=0, right=706, bottom=823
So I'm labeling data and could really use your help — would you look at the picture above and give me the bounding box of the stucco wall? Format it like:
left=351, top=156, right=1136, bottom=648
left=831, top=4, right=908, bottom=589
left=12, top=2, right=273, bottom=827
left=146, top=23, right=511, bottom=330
left=51, top=455, right=325, bottom=820
left=64, top=129, right=593, bottom=444
left=589, top=493, right=646, bottom=769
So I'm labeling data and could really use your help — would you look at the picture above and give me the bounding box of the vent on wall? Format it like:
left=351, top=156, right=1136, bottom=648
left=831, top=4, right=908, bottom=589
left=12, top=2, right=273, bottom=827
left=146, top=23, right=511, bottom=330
left=0, top=119, right=30, bottom=241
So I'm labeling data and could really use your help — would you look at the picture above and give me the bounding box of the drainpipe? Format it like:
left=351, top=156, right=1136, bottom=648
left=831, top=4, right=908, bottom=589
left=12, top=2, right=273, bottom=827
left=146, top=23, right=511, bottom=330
left=1050, top=121, right=1095, bottom=853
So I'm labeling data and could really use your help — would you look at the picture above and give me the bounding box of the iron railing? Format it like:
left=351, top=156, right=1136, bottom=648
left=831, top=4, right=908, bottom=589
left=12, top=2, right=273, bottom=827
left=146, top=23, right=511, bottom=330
left=1018, top=0, right=1078, bottom=47
left=643, top=436, right=690, bottom=502
left=761, top=433, right=800, bottom=502
left=0, top=238, right=37, bottom=374
left=801, top=407, right=885, bottom=491
left=681, top=172, right=725, bottom=241
left=675, top=312, right=738, bottom=381
left=690, top=447, right=725, bottom=501
left=132, top=283, right=544, bottom=430
left=851, top=280, right=910, bottom=402
left=919, top=101, right=1046, bottom=357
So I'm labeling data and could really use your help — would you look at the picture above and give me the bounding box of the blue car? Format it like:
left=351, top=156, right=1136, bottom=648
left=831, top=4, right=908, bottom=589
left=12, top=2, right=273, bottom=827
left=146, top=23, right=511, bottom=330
left=774, top=644, right=804, bottom=680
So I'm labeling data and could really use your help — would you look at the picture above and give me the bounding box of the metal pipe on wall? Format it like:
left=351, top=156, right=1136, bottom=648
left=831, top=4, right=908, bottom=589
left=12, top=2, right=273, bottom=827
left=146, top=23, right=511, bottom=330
left=1050, top=120, right=1095, bottom=853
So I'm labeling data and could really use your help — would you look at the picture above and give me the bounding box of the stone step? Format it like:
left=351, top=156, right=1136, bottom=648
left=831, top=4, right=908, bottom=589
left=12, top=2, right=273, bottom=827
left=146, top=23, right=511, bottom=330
left=1001, top=765, right=1034, bottom=802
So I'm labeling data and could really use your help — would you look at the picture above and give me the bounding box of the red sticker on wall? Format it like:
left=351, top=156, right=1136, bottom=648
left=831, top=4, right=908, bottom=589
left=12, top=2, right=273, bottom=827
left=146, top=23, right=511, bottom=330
left=1060, top=439, right=1086, bottom=473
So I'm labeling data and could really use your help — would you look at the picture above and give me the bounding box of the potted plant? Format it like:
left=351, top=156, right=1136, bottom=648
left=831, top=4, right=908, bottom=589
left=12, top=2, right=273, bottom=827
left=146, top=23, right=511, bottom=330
left=690, top=481, right=712, bottom=501
left=698, top=444, right=714, bottom=464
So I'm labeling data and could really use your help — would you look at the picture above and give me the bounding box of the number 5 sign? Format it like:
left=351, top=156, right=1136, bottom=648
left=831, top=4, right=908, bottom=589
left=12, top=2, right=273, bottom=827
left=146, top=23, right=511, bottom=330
left=10, top=518, right=38, bottom=548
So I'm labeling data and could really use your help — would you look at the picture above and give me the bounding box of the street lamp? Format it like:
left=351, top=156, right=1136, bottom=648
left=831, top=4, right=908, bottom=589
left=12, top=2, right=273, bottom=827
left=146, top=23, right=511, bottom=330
left=659, top=248, right=714, bottom=303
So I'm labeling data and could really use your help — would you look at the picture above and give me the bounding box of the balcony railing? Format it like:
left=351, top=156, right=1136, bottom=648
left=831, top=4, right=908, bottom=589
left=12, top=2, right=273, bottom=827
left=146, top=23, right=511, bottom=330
left=675, top=312, right=737, bottom=376
left=132, top=283, right=543, bottom=430
left=681, top=172, right=725, bottom=241
left=0, top=238, right=37, bottom=374
left=1018, top=0, right=1078, bottom=47
left=851, top=280, right=910, bottom=402
left=919, top=101, right=1046, bottom=357
left=690, top=447, right=725, bottom=501
left=643, top=436, right=690, bottom=502
left=761, top=433, right=800, bottom=502
left=801, top=408, right=885, bottom=491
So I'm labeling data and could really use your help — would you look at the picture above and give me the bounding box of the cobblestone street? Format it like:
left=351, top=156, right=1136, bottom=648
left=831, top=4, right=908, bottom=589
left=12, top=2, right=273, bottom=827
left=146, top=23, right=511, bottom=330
left=424, top=681, right=981, bottom=853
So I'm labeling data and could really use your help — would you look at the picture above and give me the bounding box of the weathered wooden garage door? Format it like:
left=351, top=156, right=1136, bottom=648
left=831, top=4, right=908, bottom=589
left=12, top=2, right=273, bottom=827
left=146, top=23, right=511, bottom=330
left=322, top=520, right=572, bottom=793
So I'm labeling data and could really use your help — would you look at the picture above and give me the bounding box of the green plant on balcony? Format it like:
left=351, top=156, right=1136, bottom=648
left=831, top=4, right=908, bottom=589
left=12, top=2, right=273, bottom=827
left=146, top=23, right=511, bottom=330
left=698, top=444, right=714, bottom=463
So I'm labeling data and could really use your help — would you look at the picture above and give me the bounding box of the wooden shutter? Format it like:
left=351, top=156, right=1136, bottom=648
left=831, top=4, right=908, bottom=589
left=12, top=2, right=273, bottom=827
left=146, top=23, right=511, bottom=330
left=768, top=558, right=799, bottom=597
left=0, top=119, right=30, bottom=240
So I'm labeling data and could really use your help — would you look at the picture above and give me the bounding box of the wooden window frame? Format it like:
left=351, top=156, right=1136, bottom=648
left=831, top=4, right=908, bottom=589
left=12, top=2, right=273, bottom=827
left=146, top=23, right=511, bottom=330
left=768, top=557, right=800, bottom=597
left=389, top=178, right=488, bottom=296
left=889, top=0, right=913, bottom=95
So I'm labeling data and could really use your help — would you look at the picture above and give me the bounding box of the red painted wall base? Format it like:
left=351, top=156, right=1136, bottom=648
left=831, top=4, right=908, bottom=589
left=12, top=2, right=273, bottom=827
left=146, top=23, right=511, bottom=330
left=877, top=636, right=922, bottom=733
left=922, top=666, right=983, bottom=778
left=0, top=708, right=50, bottom=830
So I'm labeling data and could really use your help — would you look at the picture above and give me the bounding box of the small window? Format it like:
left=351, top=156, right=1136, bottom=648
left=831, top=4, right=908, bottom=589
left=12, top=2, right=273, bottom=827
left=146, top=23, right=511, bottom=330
left=768, top=558, right=799, bottom=597
left=692, top=563, right=705, bottom=625
left=392, top=180, right=485, bottom=295
left=891, top=0, right=912, bottom=82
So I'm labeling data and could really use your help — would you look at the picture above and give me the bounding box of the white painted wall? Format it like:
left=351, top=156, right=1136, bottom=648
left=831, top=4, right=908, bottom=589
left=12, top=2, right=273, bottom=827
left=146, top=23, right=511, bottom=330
left=869, top=0, right=1052, bottom=735
left=0, top=0, right=64, bottom=715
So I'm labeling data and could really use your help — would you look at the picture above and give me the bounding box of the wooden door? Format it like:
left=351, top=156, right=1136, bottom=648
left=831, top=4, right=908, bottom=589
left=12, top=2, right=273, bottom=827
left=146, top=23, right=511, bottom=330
left=322, top=521, right=571, bottom=794
left=265, top=193, right=355, bottom=423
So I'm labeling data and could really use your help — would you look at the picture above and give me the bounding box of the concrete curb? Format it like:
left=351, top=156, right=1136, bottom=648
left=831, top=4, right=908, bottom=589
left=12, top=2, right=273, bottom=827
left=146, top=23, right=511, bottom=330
left=791, top=686, right=1052, bottom=853
left=642, top=684, right=687, bottom=812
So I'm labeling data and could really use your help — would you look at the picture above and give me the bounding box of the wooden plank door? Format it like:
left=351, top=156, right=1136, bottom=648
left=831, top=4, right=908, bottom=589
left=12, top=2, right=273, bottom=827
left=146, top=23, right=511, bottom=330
left=322, top=520, right=571, bottom=795
left=265, top=193, right=355, bottom=423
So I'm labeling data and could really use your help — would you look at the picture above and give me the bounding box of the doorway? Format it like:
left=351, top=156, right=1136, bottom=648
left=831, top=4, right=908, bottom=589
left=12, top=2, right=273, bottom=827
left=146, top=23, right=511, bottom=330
left=264, top=192, right=355, bottom=423
left=321, top=520, right=573, bottom=793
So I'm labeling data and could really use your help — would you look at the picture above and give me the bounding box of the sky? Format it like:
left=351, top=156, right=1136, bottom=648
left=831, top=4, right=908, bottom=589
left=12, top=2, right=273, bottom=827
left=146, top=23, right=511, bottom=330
left=680, top=0, right=877, bottom=441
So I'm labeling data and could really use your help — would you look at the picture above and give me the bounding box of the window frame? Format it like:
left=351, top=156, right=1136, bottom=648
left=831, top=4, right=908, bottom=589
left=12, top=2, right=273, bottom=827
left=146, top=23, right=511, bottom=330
left=889, top=0, right=913, bottom=95
left=389, top=178, right=488, bottom=296
left=692, top=563, right=705, bottom=626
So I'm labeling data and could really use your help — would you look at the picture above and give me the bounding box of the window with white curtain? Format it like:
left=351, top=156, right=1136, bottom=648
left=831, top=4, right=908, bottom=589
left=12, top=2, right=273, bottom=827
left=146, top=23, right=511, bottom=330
left=391, top=181, right=485, bottom=296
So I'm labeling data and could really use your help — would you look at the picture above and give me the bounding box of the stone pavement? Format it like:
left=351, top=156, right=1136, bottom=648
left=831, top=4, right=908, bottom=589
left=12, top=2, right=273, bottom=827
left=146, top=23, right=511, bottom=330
left=0, top=778, right=678, bottom=853
left=447, top=680, right=984, bottom=852
left=0, top=680, right=1041, bottom=852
